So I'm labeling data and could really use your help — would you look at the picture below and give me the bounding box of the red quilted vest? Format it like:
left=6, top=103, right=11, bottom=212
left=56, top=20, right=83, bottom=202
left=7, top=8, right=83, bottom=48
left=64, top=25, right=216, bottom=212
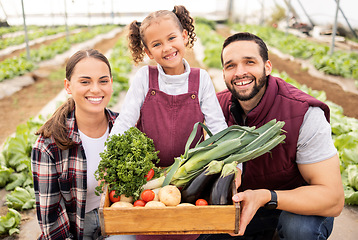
left=217, top=75, right=330, bottom=191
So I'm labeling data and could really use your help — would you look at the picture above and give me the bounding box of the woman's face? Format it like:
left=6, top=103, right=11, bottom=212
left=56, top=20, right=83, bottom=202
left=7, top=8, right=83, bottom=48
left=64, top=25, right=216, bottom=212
left=64, top=57, right=113, bottom=117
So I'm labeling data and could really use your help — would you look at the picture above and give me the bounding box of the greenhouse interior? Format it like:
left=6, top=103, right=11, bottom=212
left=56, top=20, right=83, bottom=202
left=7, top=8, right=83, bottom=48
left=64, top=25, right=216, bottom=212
left=0, top=0, right=357, bottom=239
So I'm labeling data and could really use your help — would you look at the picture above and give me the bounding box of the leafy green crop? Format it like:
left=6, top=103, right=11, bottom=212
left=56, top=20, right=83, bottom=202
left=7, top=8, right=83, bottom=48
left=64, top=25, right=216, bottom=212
left=5, top=186, right=35, bottom=210
left=95, top=127, right=159, bottom=200
left=195, top=23, right=224, bottom=69
left=0, top=116, right=44, bottom=191
left=0, top=164, right=13, bottom=188
left=108, top=37, right=132, bottom=107
left=0, top=208, right=21, bottom=236
left=0, top=25, right=116, bottom=82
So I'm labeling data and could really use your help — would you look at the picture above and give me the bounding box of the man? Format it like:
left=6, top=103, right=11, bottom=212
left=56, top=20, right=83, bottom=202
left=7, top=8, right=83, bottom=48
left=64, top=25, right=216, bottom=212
left=199, top=32, right=344, bottom=240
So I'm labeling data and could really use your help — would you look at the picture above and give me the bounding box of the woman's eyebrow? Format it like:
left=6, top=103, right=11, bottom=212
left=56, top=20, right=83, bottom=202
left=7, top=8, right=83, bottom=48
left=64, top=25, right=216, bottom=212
left=79, top=76, right=91, bottom=79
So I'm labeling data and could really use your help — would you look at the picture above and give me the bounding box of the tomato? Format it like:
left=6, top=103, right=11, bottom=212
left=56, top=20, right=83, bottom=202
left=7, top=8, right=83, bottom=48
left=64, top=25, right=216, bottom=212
left=144, top=168, right=155, bottom=181
left=141, top=189, right=155, bottom=202
left=109, top=190, right=121, bottom=203
left=133, top=199, right=146, bottom=207
left=195, top=199, right=208, bottom=206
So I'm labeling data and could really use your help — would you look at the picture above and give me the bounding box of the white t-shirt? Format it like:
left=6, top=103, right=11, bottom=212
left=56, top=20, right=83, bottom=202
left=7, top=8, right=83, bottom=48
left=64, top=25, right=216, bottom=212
left=79, top=127, right=109, bottom=213
left=110, top=59, right=228, bottom=136
left=297, top=106, right=337, bottom=164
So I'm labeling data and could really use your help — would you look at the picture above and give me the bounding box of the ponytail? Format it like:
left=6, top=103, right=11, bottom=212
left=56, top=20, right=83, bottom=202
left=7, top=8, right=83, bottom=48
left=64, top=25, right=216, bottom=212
left=173, top=5, right=196, bottom=48
left=128, top=20, right=146, bottom=65
left=36, top=98, right=75, bottom=150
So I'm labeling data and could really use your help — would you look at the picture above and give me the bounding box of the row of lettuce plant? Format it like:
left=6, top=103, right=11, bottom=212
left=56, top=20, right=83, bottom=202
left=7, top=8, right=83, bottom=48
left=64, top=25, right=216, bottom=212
left=195, top=21, right=358, bottom=205
left=0, top=24, right=116, bottom=82
left=231, top=24, right=358, bottom=81
left=0, top=25, right=41, bottom=37
left=0, top=33, right=131, bottom=237
left=0, top=25, right=78, bottom=50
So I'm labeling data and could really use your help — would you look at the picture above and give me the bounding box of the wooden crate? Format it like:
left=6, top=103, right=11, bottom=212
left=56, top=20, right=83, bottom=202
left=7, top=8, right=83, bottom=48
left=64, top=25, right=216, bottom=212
left=99, top=186, right=240, bottom=236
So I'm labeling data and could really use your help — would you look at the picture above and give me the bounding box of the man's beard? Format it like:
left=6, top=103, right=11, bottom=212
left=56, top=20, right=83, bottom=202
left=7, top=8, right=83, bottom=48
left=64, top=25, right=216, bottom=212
left=226, top=70, right=267, bottom=101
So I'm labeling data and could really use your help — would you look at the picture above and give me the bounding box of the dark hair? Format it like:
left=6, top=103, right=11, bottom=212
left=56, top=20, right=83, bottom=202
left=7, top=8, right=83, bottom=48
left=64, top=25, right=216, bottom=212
left=35, top=49, right=111, bottom=150
left=128, top=5, right=196, bottom=64
left=221, top=32, right=269, bottom=65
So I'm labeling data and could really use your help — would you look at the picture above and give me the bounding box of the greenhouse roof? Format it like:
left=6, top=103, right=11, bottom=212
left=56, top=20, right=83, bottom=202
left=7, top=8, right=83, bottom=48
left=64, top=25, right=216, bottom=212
left=0, top=0, right=357, bottom=29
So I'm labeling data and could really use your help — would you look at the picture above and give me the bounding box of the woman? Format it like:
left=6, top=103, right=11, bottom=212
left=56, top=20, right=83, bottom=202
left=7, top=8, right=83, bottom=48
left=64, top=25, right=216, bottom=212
left=31, top=49, right=132, bottom=240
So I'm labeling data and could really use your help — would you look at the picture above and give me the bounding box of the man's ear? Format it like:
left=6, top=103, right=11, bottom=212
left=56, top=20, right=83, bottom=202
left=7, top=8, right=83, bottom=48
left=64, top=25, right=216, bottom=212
left=144, top=48, right=154, bottom=59
left=265, top=60, right=272, bottom=76
left=64, top=78, right=71, bottom=94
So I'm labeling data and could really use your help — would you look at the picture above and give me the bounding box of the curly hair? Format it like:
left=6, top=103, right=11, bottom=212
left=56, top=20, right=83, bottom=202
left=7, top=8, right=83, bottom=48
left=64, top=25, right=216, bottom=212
left=127, top=5, right=196, bottom=65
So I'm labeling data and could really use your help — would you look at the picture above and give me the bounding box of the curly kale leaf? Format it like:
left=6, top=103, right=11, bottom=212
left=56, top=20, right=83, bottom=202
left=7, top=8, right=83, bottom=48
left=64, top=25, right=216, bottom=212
left=95, top=127, right=159, bottom=200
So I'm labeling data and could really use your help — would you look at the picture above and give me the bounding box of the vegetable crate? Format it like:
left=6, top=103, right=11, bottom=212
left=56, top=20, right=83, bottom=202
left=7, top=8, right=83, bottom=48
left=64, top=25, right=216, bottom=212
left=99, top=186, right=240, bottom=235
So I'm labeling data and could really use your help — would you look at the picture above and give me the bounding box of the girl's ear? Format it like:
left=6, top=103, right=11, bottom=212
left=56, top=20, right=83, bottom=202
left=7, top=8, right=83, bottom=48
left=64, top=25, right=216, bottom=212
left=182, top=29, right=189, bottom=46
left=64, top=78, right=71, bottom=94
left=144, top=48, right=154, bottom=59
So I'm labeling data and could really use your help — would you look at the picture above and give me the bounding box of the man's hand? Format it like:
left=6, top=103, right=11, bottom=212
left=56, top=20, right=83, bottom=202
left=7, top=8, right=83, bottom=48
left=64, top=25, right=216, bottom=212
left=232, top=189, right=271, bottom=235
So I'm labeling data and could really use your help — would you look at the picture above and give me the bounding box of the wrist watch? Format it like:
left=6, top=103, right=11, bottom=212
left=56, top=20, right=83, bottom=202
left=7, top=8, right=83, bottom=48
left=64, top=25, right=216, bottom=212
left=264, top=190, right=278, bottom=210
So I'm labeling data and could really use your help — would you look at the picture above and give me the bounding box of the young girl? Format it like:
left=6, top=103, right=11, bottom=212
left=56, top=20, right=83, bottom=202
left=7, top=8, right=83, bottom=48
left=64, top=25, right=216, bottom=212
left=31, top=49, right=133, bottom=240
left=110, top=5, right=228, bottom=169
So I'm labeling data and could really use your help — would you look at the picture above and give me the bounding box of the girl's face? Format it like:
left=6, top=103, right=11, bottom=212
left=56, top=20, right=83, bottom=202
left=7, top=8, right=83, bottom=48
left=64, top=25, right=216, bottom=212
left=64, top=57, right=113, bottom=117
left=144, top=17, right=188, bottom=75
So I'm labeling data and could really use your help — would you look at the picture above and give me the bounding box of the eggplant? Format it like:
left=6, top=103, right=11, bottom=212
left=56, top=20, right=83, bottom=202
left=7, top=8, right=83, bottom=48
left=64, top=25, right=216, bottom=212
left=181, top=170, right=220, bottom=203
left=209, top=162, right=237, bottom=205
left=181, top=160, right=223, bottom=204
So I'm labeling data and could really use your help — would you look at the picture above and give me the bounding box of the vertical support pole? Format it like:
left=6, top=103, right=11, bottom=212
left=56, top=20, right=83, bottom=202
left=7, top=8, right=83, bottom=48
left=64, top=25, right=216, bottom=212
left=297, top=0, right=315, bottom=27
left=88, top=0, right=91, bottom=28
left=286, top=0, right=291, bottom=35
left=334, top=0, right=358, bottom=39
left=102, top=0, right=105, bottom=25
left=64, top=0, right=69, bottom=42
left=330, top=0, right=340, bottom=56
left=21, top=0, right=30, bottom=60
left=111, top=0, right=114, bottom=25
left=259, top=0, right=264, bottom=25
left=227, top=0, right=234, bottom=23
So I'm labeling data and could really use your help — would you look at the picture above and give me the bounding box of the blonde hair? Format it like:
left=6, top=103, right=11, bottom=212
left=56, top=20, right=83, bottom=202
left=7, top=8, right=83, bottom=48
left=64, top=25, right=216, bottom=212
left=128, top=5, right=196, bottom=64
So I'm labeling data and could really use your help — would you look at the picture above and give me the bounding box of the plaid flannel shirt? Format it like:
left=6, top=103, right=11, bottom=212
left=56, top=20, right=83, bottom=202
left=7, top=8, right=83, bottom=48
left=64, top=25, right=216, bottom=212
left=31, top=108, right=118, bottom=240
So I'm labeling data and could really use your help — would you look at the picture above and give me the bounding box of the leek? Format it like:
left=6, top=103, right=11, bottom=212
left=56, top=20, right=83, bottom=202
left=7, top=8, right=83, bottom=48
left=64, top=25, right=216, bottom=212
left=162, top=119, right=286, bottom=188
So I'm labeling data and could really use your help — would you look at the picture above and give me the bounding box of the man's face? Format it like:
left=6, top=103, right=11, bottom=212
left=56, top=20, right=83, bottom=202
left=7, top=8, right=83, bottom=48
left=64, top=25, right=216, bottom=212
left=222, top=41, right=272, bottom=102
